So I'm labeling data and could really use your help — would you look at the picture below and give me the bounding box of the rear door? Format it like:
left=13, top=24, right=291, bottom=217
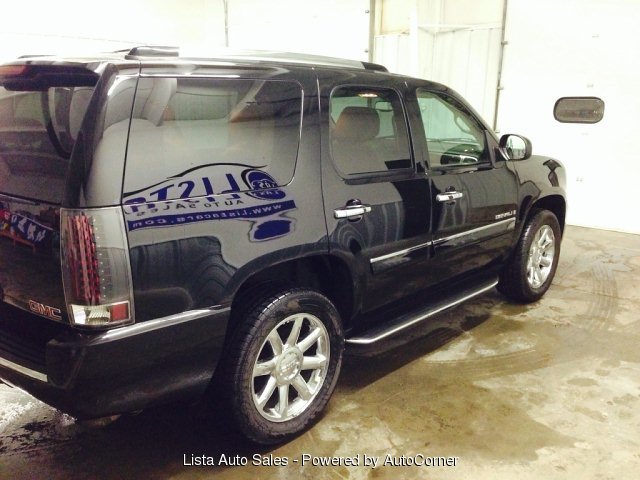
left=320, top=74, right=432, bottom=314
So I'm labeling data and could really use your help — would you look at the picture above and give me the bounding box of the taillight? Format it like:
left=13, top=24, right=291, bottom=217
left=60, top=207, right=134, bottom=328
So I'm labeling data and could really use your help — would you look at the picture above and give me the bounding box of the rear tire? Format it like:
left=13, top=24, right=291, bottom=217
left=218, top=287, right=344, bottom=445
left=498, top=209, right=561, bottom=303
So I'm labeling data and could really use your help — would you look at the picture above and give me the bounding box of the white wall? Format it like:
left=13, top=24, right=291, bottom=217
left=497, top=0, right=640, bottom=233
left=226, top=0, right=370, bottom=60
left=0, top=0, right=370, bottom=64
left=0, top=1, right=225, bottom=62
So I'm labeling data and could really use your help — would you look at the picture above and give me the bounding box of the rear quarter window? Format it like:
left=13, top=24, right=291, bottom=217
left=123, top=77, right=303, bottom=204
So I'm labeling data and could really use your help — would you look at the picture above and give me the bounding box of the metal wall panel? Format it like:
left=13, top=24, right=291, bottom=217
left=430, top=26, right=502, bottom=125
left=374, top=26, right=502, bottom=125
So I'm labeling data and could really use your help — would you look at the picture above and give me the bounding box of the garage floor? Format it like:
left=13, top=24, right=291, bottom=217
left=1, top=226, right=639, bottom=479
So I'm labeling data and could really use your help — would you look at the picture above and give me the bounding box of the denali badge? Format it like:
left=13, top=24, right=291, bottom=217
left=28, top=300, right=62, bottom=320
left=495, top=210, right=517, bottom=220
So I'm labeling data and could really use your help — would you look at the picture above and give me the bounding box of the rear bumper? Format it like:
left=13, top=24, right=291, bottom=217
left=0, top=303, right=229, bottom=418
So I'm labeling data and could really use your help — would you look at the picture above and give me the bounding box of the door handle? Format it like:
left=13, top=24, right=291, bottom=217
left=334, top=203, right=372, bottom=219
left=436, top=191, right=464, bottom=202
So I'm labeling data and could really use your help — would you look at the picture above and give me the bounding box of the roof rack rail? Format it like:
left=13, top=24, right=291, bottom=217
left=126, top=46, right=179, bottom=59
left=178, top=49, right=389, bottom=72
left=120, top=46, right=389, bottom=72
left=18, top=54, right=55, bottom=59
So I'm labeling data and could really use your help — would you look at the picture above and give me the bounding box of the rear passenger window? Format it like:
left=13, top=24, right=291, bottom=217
left=330, top=86, right=411, bottom=176
left=416, top=89, right=488, bottom=168
left=123, top=77, right=302, bottom=202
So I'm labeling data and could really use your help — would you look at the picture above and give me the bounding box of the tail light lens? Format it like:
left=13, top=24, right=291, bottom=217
left=60, top=207, right=134, bottom=328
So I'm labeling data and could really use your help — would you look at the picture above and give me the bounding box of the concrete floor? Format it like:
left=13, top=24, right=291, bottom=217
left=1, top=225, right=639, bottom=479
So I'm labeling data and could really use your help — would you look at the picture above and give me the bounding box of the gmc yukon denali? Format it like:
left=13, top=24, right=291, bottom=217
left=0, top=47, right=566, bottom=444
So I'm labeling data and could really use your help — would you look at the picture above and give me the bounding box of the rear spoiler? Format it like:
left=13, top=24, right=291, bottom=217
left=0, top=64, right=99, bottom=91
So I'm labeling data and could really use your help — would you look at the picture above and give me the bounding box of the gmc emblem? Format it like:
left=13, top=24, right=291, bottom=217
left=28, top=300, right=62, bottom=320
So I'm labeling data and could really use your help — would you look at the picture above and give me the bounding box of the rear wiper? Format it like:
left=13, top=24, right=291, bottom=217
left=40, top=91, right=71, bottom=160
left=0, top=192, right=58, bottom=206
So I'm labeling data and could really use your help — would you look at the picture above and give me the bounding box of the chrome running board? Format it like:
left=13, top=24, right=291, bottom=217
left=346, top=279, right=498, bottom=345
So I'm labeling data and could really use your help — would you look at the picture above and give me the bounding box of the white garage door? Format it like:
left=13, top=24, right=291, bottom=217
left=227, top=0, right=371, bottom=61
left=497, top=0, right=640, bottom=234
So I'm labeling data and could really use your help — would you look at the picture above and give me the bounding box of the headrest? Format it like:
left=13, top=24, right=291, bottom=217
left=141, top=78, right=177, bottom=126
left=333, top=106, right=379, bottom=141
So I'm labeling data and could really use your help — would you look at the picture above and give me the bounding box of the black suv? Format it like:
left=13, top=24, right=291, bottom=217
left=0, top=47, right=566, bottom=444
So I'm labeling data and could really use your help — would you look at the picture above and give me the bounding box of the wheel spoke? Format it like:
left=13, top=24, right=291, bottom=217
left=540, top=228, right=554, bottom=250
left=527, top=255, right=535, bottom=276
left=540, top=238, right=551, bottom=250
left=297, top=327, right=323, bottom=352
left=534, top=230, right=541, bottom=244
left=253, top=358, right=276, bottom=377
left=540, top=255, right=552, bottom=268
left=277, top=385, right=289, bottom=418
left=534, top=266, right=543, bottom=285
left=291, top=374, right=312, bottom=400
left=286, top=316, right=304, bottom=347
left=301, top=354, right=327, bottom=371
left=537, top=231, right=547, bottom=248
left=267, top=330, right=284, bottom=356
left=256, top=375, right=277, bottom=409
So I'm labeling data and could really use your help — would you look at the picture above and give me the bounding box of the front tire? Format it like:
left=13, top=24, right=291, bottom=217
left=220, top=288, right=344, bottom=444
left=498, top=209, right=561, bottom=303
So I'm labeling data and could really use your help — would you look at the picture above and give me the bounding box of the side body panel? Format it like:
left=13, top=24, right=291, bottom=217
left=511, top=155, right=567, bottom=233
left=120, top=64, right=328, bottom=321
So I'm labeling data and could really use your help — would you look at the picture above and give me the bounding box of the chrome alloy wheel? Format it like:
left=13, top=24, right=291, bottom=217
left=251, top=313, right=330, bottom=422
left=527, top=224, right=556, bottom=288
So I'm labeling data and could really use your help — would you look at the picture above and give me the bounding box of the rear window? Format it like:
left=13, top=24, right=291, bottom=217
left=123, top=77, right=302, bottom=204
left=0, top=77, right=95, bottom=204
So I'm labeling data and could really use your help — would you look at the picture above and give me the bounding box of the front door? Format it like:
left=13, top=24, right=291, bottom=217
left=411, top=87, right=518, bottom=282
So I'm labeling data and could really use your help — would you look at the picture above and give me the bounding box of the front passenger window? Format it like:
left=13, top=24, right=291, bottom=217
left=416, top=90, right=488, bottom=168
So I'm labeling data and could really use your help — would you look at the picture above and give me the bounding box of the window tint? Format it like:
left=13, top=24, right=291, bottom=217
left=329, top=86, right=411, bottom=175
left=0, top=85, right=95, bottom=204
left=123, top=78, right=302, bottom=202
left=416, top=89, right=488, bottom=168
left=554, top=97, right=604, bottom=124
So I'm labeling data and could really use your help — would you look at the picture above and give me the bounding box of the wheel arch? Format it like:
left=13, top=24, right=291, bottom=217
left=225, top=253, right=358, bottom=334
left=529, top=194, right=566, bottom=233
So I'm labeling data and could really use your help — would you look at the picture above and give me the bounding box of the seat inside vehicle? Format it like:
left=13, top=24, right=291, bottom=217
left=332, top=106, right=387, bottom=173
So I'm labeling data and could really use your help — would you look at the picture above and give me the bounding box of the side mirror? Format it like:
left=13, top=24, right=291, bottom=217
left=499, top=134, right=532, bottom=161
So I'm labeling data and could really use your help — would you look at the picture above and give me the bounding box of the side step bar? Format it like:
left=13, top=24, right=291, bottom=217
left=346, top=279, right=498, bottom=345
